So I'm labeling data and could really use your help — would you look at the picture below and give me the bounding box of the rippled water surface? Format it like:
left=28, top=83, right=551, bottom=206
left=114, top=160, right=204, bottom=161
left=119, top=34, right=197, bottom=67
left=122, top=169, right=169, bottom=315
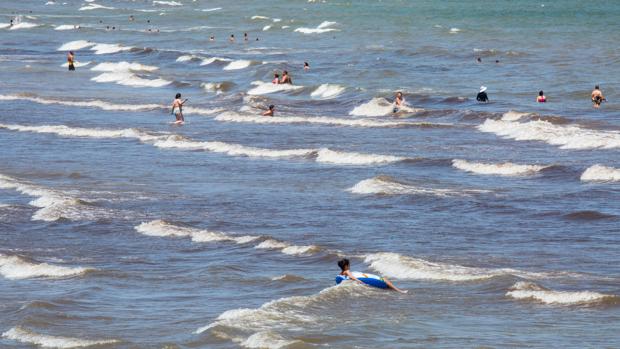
left=1, top=0, right=619, bottom=348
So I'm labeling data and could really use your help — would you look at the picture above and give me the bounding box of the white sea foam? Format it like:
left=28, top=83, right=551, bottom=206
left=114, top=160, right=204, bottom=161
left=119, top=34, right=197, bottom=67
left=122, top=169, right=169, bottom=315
left=506, top=282, right=617, bottom=305
left=153, top=0, right=182, bottom=5
left=201, top=7, right=222, bottom=12
left=90, top=43, right=132, bottom=55
left=7, top=22, right=39, bottom=30
left=310, top=84, right=345, bottom=99
left=501, top=111, right=533, bottom=121
left=91, top=72, right=171, bottom=88
left=79, top=3, right=115, bottom=10
left=294, top=21, right=338, bottom=34
left=176, top=54, right=201, bottom=62
left=350, top=97, right=419, bottom=117
left=135, top=220, right=257, bottom=244
left=315, top=148, right=405, bottom=165
left=201, top=82, right=225, bottom=94
left=348, top=176, right=480, bottom=197
left=0, top=124, right=141, bottom=139
left=223, top=60, right=253, bottom=70
left=247, top=81, right=303, bottom=95
left=91, top=62, right=159, bottom=72
left=478, top=119, right=620, bottom=150
left=449, top=27, right=461, bottom=33
left=200, top=56, right=231, bottom=65
left=152, top=138, right=314, bottom=158
left=0, top=172, right=105, bottom=222
left=2, top=327, right=118, bottom=348
left=0, top=94, right=163, bottom=112
left=254, top=239, right=319, bottom=256
left=251, top=15, right=270, bottom=20
left=58, top=40, right=94, bottom=51
left=580, top=164, right=620, bottom=182
left=262, top=25, right=272, bottom=31
left=0, top=254, right=93, bottom=280
left=196, top=283, right=369, bottom=349
left=0, top=23, right=10, bottom=29
left=61, top=61, right=91, bottom=68
left=452, top=159, right=548, bottom=176
left=214, top=111, right=437, bottom=128
left=54, top=24, right=79, bottom=31
left=364, top=253, right=553, bottom=282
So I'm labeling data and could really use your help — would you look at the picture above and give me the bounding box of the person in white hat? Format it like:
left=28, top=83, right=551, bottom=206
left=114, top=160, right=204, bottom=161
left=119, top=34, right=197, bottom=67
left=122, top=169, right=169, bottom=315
left=477, top=86, right=489, bottom=103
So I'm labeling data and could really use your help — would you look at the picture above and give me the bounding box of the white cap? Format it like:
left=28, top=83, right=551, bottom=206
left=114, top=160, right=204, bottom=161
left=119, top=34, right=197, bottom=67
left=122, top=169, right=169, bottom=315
left=480, top=86, right=487, bottom=93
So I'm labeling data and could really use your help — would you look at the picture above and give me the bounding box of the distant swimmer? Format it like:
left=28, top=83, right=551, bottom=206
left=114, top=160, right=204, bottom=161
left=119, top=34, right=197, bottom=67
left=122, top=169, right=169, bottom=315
left=337, top=258, right=407, bottom=294
left=229, top=34, right=235, bottom=42
left=244, top=32, right=248, bottom=41
left=591, top=85, right=606, bottom=108
left=280, top=70, right=292, bottom=84
left=209, top=36, right=215, bottom=41
left=272, top=73, right=280, bottom=84
left=476, top=57, right=482, bottom=63
left=393, top=91, right=405, bottom=113
left=67, top=51, right=75, bottom=71
left=304, top=62, right=310, bottom=71
left=476, top=86, right=489, bottom=103
left=262, top=104, right=275, bottom=117
left=171, top=93, right=188, bottom=124
left=537, top=90, right=546, bottom=103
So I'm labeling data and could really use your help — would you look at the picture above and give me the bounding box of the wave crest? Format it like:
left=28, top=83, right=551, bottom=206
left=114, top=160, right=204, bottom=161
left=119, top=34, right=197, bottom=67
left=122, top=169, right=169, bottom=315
left=506, top=282, right=618, bottom=305
left=580, top=164, right=620, bottom=182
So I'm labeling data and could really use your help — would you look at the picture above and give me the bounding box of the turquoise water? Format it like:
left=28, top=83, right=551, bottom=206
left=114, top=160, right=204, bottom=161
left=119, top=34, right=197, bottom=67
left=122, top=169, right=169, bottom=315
left=1, top=1, right=619, bottom=348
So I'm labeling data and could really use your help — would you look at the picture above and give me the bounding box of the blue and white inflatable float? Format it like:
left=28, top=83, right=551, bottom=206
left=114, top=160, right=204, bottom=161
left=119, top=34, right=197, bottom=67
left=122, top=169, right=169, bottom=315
left=335, top=271, right=388, bottom=289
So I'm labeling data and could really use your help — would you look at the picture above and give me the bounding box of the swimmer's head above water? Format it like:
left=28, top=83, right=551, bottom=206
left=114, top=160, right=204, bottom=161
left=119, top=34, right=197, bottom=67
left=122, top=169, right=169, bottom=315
left=338, top=258, right=350, bottom=271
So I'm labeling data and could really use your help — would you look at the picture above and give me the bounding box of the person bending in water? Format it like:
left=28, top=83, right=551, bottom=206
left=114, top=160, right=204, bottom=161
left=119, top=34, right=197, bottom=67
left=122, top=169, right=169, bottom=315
left=477, top=86, right=489, bottom=103
left=262, top=104, right=275, bottom=117
left=171, top=93, right=188, bottom=124
left=304, top=62, right=310, bottom=71
left=537, top=90, right=546, bottom=103
left=591, top=85, right=606, bottom=108
left=280, top=70, right=292, bottom=84
left=393, top=91, right=405, bottom=113
left=272, top=73, right=280, bottom=84
left=67, top=51, right=75, bottom=71
left=338, top=258, right=407, bottom=293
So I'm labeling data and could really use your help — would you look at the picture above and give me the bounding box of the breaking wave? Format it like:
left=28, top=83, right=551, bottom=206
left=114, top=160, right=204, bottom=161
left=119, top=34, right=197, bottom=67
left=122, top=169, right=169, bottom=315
left=506, top=282, right=618, bottom=305
left=135, top=220, right=318, bottom=256
left=452, top=159, right=548, bottom=176
left=350, top=97, right=419, bottom=117
left=247, top=81, right=304, bottom=95
left=478, top=119, right=620, bottom=150
left=223, top=60, right=253, bottom=70
left=315, top=148, right=405, bottom=165
left=91, top=72, right=171, bottom=88
left=310, top=84, right=345, bottom=99
left=580, top=164, right=620, bottom=182
left=0, top=254, right=94, bottom=280
left=348, top=176, right=486, bottom=197
left=0, top=94, right=163, bottom=112
left=57, top=40, right=95, bottom=51
left=2, top=327, right=118, bottom=348
left=294, top=21, right=338, bottom=34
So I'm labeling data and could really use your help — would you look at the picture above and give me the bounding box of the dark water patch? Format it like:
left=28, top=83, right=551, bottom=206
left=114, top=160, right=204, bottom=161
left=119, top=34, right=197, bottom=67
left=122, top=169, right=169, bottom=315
left=563, top=211, right=617, bottom=221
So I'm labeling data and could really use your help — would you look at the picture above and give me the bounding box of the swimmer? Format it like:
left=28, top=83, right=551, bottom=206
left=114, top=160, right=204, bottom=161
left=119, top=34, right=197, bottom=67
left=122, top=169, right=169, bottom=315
left=476, top=57, right=482, bottom=63
left=244, top=32, right=248, bottom=41
left=393, top=91, right=404, bottom=113
left=280, top=70, right=292, bottom=84
left=67, top=51, right=75, bottom=71
left=229, top=34, right=235, bottom=42
left=209, top=36, right=215, bottom=41
left=304, top=62, right=310, bottom=71
left=537, top=90, right=546, bottom=103
left=272, top=73, right=280, bottom=84
left=476, top=86, right=489, bottom=103
left=591, top=85, right=606, bottom=108
left=262, top=104, right=275, bottom=117
left=338, top=258, right=407, bottom=294
left=171, top=93, right=188, bottom=124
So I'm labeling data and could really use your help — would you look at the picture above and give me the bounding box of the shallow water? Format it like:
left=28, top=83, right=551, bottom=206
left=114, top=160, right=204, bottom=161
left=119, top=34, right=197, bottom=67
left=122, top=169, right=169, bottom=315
left=1, top=0, right=619, bottom=348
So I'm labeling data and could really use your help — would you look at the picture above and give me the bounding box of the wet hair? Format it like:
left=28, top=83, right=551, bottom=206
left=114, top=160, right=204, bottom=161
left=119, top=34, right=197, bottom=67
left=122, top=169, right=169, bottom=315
left=269, top=105, right=274, bottom=110
left=337, top=258, right=350, bottom=271
left=175, top=93, right=181, bottom=98
left=397, top=91, right=403, bottom=97
left=595, top=85, right=600, bottom=89
left=231, top=34, right=234, bottom=37
left=539, top=90, right=544, bottom=96
left=274, top=73, right=279, bottom=77
left=69, top=51, right=74, bottom=55
left=304, top=62, right=309, bottom=66
left=283, top=70, right=288, bottom=74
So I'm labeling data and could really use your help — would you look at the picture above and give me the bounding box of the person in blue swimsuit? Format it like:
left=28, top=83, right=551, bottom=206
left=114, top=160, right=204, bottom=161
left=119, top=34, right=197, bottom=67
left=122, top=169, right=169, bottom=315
left=338, top=258, right=407, bottom=293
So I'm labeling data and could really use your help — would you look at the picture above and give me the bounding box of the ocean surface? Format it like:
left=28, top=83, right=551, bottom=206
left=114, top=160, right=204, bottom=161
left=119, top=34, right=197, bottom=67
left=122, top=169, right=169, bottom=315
left=1, top=0, right=619, bottom=348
